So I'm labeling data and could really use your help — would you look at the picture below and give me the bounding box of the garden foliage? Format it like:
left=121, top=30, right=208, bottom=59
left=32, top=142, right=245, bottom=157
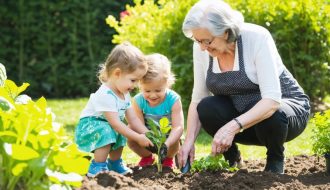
left=0, top=64, right=89, bottom=190
left=191, top=154, right=236, bottom=172
left=0, top=0, right=133, bottom=98
left=311, top=109, right=330, bottom=155
left=106, top=0, right=330, bottom=109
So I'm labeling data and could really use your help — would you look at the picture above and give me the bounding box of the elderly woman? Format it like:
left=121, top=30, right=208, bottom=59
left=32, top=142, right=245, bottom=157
left=178, top=0, right=310, bottom=174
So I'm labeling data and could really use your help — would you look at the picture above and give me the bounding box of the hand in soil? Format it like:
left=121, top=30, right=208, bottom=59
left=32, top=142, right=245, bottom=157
left=146, top=145, right=158, bottom=154
left=159, top=144, right=168, bottom=162
left=146, top=143, right=167, bottom=161
left=181, top=155, right=191, bottom=174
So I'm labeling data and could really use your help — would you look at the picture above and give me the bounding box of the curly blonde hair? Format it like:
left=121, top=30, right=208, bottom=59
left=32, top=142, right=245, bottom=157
left=141, top=53, right=175, bottom=87
left=98, top=42, right=147, bottom=83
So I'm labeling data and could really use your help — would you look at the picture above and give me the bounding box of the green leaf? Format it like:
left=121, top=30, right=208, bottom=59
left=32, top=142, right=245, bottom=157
left=12, top=163, right=28, bottom=176
left=4, top=80, right=30, bottom=100
left=4, top=143, right=40, bottom=160
left=159, top=117, right=169, bottom=128
left=0, top=96, right=14, bottom=111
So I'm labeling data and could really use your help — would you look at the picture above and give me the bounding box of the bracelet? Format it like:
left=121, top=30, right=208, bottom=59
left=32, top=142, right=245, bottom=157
left=233, top=118, right=244, bottom=132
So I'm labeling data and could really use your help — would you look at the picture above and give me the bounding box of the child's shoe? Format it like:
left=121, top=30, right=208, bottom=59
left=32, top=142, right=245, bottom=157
left=138, top=155, right=155, bottom=167
left=162, top=157, right=174, bottom=169
left=87, top=160, right=109, bottom=177
left=108, top=158, right=132, bottom=175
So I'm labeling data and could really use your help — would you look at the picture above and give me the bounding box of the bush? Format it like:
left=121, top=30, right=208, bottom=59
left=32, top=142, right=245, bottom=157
left=0, top=1, right=133, bottom=98
left=231, top=0, right=330, bottom=104
left=106, top=0, right=197, bottom=109
left=0, top=64, right=89, bottom=190
left=106, top=0, right=330, bottom=110
left=311, top=110, right=330, bottom=155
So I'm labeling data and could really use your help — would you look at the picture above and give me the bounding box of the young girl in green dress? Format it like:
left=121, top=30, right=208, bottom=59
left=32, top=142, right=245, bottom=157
left=75, top=42, right=153, bottom=177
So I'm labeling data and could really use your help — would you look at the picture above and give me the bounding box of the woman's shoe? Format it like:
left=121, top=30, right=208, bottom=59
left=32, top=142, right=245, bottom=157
left=264, top=160, right=284, bottom=174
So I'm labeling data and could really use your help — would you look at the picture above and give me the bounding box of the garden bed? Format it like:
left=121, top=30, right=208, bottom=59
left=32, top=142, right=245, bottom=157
left=78, top=155, right=329, bottom=190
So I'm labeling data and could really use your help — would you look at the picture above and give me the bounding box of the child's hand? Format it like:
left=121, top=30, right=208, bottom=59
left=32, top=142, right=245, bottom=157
left=137, top=134, right=154, bottom=147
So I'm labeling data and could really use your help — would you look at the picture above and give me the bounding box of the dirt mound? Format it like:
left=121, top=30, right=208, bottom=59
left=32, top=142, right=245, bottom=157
left=78, top=155, right=330, bottom=190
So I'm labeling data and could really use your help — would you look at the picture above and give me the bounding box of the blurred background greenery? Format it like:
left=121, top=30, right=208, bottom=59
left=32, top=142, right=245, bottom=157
left=1, top=0, right=329, bottom=110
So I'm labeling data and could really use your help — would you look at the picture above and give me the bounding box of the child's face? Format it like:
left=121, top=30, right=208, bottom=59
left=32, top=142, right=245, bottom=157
left=115, top=68, right=146, bottom=95
left=140, top=80, right=167, bottom=107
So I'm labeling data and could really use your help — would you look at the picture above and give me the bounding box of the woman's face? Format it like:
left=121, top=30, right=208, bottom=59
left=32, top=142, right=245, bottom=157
left=191, top=28, right=228, bottom=57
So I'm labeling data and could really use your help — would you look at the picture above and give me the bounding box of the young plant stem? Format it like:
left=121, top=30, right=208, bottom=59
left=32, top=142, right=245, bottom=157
left=157, top=148, right=162, bottom=172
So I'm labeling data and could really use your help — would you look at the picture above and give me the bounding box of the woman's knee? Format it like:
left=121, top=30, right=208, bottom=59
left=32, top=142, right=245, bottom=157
left=197, top=96, right=237, bottom=122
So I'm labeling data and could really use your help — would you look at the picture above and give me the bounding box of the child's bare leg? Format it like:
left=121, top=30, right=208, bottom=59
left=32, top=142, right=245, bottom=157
left=94, top=144, right=111, bottom=162
left=109, top=146, right=123, bottom=161
left=127, top=139, right=152, bottom=157
left=166, top=141, right=180, bottom=158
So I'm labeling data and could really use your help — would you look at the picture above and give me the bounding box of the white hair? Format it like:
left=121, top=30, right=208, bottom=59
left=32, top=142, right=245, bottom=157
left=182, top=0, right=244, bottom=42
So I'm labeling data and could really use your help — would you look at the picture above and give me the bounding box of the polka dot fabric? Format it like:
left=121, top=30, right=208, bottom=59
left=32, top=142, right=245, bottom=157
left=205, top=36, right=309, bottom=113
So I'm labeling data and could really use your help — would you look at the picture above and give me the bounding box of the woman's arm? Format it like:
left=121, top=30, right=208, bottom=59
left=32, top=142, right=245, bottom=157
left=184, top=102, right=202, bottom=146
left=211, top=98, right=280, bottom=155
left=178, top=102, right=202, bottom=167
left=165, top=100, right=184, bottom=147
left=238, top=98, right=279, bottom=130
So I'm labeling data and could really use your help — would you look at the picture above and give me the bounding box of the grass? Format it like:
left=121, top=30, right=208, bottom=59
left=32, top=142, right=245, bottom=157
left=48, top=98, right=314, bottom=164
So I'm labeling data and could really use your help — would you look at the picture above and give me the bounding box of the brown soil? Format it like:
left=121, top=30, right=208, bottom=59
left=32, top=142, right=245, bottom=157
left=78, top=155, right=330, bottom=190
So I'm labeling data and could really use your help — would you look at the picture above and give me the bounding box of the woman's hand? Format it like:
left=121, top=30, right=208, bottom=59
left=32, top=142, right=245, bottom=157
left=178, top=142, right=195, bottom=168
left=211, top=124, right=237, bottom=156
left=136, top=133, right=154, bottom=148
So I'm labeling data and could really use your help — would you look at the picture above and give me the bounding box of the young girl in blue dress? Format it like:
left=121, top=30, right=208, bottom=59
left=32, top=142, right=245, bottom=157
left=75, top=42, right=153, bottom=177
left=128, top=53, right=184, bottom=169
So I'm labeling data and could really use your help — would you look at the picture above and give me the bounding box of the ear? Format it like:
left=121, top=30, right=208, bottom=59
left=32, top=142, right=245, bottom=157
left=113, top=68, right=122, bottom=77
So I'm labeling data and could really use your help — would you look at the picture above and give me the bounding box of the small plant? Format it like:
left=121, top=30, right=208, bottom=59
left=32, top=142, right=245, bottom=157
left=145, top=117, right=171, bottom=172
left=191, top=154, right=237, bottom=172
left=311, top=110, right=330, bottom=156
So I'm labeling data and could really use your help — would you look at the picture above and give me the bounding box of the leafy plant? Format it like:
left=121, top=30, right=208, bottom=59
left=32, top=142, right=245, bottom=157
left=0, top=65, right=89, bottom=190
left=311, top=109, right=330, bottom=155
left=191, top=154, right=237, bottom=172
left=145, top=117, right=171, bottom=172
left=106, top=0, right=330, bottom=108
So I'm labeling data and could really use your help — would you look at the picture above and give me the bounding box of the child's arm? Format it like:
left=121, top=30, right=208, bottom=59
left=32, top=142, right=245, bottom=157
left=104, top=111, right=152, bottom=147
left=165, top=99, right=184, bottom=147
left=129, top=99, right=149, bottom=134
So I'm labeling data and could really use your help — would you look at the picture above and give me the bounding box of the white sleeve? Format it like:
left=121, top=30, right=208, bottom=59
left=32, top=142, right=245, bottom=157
left=191, top=43, right=211, bottom=103
left=92, top=91, right=118, bottom=112
left=254, top=32, right=282, bottom=103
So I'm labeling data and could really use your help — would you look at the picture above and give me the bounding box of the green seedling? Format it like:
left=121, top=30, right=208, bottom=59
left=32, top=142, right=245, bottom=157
left=191, top=154, right=238, bottom=172
left=145, top=117, right=171, bottom=172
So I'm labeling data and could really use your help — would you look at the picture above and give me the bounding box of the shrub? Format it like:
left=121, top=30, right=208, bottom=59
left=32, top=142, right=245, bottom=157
left=106, top=0, right=329, bottom=110
left=0, top=1, right=133, bottom=98
left=0, top=63, right=89, bottom=190
left=311, top=109, right=330, bottom=155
